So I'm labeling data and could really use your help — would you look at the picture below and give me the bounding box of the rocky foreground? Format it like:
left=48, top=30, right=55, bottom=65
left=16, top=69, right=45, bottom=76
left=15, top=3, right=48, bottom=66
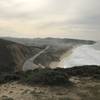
left=0, top=65, right=100, bottom=100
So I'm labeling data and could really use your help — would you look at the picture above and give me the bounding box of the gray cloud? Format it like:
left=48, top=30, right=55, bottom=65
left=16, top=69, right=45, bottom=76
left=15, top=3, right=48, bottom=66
left=0, top=0, right=100, bottom=40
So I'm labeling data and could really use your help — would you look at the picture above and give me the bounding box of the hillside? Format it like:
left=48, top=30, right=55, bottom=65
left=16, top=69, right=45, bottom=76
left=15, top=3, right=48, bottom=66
left=2, top=37, right=95, bottom=46
left=0, top=39, right=42, bottom=73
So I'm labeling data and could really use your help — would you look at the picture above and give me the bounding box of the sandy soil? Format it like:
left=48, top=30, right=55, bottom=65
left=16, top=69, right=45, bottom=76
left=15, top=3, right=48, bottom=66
left=0, top=77, right=100, bottom=100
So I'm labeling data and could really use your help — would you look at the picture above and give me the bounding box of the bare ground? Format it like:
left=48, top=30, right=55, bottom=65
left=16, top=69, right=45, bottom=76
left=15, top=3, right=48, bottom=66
left=0, top=77, right=100, bottom=100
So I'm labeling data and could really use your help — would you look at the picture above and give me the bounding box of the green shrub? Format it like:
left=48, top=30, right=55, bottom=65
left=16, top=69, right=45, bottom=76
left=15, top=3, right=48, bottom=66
left=21, top=68, right=70, bottom=86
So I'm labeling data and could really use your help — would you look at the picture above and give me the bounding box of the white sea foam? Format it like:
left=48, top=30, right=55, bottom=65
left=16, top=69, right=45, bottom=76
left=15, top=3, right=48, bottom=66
left=58, top=43, right=100, bottom=68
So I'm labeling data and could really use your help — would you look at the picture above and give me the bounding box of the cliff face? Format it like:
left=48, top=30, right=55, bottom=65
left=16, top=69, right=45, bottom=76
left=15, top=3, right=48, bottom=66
left=0, top=39, right=31, bottom=73
left=8, top=44, right=30, bottom=72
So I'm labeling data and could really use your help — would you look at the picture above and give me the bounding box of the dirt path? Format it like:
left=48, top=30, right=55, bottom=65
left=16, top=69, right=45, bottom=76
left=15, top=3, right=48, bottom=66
left=23, top=46, right=50, bottom=71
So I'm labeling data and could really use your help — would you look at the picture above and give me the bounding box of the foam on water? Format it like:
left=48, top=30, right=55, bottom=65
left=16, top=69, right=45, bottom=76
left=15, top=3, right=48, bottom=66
left=58, top=43, right=100, bottom=68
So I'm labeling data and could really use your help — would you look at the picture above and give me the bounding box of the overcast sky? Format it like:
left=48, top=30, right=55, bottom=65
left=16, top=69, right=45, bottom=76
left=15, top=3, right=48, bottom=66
left=0, top=0, right=100, bottom=40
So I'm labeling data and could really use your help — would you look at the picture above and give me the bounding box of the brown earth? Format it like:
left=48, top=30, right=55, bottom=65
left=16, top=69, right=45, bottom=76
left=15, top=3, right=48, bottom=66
left=0, top=77, right=100, bottom=100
